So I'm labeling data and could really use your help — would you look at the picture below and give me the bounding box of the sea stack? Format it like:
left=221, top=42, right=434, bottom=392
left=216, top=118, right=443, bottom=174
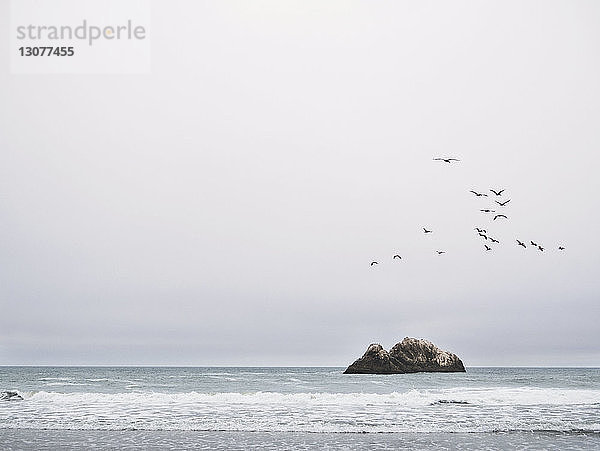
left=344, top=337, right=466, bottom=374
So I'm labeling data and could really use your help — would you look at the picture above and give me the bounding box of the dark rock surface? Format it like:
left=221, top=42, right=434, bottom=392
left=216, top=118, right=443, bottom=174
left=344, top=337, right=466, bottom=374
left=1, top=391, right=23, bottom=401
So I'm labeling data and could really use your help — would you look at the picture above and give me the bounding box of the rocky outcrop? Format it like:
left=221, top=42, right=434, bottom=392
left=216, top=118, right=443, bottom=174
left=344, top=337, right=465, bottom=374
left=1, top=391, right=23, bottom=401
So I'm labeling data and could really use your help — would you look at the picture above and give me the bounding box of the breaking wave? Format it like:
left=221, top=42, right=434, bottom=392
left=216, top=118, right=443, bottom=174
left=2, top=387, right=599, bottom=433
left=12, top=386, right=600, bottom=406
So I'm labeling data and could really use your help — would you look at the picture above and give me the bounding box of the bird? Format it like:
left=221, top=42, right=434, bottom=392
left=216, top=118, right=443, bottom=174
left=530, top=241, right=538, bottom=247
left=484, top=245, right=492, bottom=251
left=517, top=240, right=526, bottom=248
left=490, top=189, right=505, bottom=196
left=493, top=214, right=508, bottom=220
left=475, top=228, right=487, bottom=234
left=558, top=246, right=565, bottom=251
left=370, top=261, right=378, bottom=266
left=489, top=237, right=499, bottom=244
left=495, top=199, right=511, bottom=206
left=433, top=157, right=460, bottom=163
left=470, top=190, right=488, bottom=197
left=436, top=250, right=445, bottom=255
left=393, top=255, right=402, bottom=260
left=481, top=209, right=496, bottom=213
left=478, top=233, right=488, bottom=240
left=538, top=245, right=544, bottom=252
left=423, top=228, right=432, bottom=234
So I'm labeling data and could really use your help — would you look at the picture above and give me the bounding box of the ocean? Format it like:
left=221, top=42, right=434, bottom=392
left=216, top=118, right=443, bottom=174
left=1, top=367, right=599, bottom=449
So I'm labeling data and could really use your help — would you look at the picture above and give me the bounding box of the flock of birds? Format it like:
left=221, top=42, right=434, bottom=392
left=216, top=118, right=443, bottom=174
left=369, top=157, right=566, bottom=266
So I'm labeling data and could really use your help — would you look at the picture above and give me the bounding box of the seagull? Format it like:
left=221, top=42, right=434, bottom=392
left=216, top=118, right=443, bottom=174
left=481, top=209, right=496, bottom=213
left=423, top=228, right=432, bottom=234
left=493, top=214, right=508, bottom=221
left=489, top=237, right=500, bottom=243
left=538, top=245, right=544, bottom=252
left=517, top=240, right=526, bottom=248
left=530, top=241, right=538, bottom=247
left=490, top=189, right=505, bottom=196
left=393, top=255, right=402, bottom=260
left=433, top=157, right=460, bottom=163
left=470, top=190, right=488, bottom=197
left=558, top=246, right=565, bottom=251
left=484, top=245, right=492, bottom=251
left=370, top=261, right=378, bottom=266
left=495, top=199, right=511, bottom=206
left=436, top=250, right=445, bottom=255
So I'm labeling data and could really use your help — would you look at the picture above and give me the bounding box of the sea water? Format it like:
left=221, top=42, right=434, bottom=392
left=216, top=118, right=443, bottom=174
left=1, top=367, right=599, bottom=449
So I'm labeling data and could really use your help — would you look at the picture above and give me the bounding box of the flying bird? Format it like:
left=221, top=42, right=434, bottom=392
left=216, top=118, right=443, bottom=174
left=490, top=189, right=505, bottom=196
left=493, top=214, right=508, bottom=220
left=423, top=228, right=432, bottom=234
left=433, top=157, right=460, bottom=163
left=393, top=255, right=402, bottom=260
left=370, top=261, right=378, bottom=266
left=481, top=209, right=496, bottom=213
left=475, top=228, right=487, bottom=234
left=470, top=190, right=488, bottom=197
left=530, top=241, right=538, bottom=247
left=538, top=246, right=544, bottom=252
left=558, top=246, right=565, bottom=251
left=495, top=199, right=511, bottom=206
left=484, top=245, right=492, bottom=251
left=436, top=250, right=445, bottom=255
left=517, top=240, right=526, bottom=248
left=478, top=233, right=488, bottom=240
left=489, top=237, right=499, bottom=243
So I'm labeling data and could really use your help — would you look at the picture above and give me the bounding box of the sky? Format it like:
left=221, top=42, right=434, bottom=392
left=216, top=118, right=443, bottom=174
left=1, top=0, right=599, bottom=366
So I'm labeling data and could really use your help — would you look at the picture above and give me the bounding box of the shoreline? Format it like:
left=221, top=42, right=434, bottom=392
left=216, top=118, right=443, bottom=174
left=1, top=429, right=599, bottom=450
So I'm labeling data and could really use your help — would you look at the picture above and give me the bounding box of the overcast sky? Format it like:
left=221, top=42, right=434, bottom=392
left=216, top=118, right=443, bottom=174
left=1, top=1, right=599, bottom=366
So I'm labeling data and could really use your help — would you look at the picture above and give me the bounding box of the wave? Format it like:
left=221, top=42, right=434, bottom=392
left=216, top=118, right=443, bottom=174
left=10, top=386, right=600, bottom=406
left=2, top=387, right=599, bottom=433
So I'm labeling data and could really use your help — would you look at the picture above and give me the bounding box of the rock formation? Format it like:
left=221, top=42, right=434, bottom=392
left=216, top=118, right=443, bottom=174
left=344, top=337, right=465, bottom=374
left=1, top=391, right=23, bottom=401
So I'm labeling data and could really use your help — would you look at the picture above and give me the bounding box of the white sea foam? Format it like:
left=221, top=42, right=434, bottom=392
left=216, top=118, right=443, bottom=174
left=1, top=387, right=597, bottom=433
left=4, top=367, right=600, bottom=434
left=21, top=386, right=600, bottom=407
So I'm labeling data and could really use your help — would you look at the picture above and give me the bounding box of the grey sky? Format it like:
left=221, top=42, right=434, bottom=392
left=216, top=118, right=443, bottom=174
left=1, top=1, right=599, bottom=366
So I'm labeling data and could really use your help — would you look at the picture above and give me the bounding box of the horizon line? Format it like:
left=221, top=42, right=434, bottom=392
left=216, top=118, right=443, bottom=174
left=1, top=365, right=599, bottom=369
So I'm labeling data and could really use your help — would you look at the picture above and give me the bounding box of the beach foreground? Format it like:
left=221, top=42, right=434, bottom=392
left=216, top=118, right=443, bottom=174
left=1, top=429, right=599, bottom=450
